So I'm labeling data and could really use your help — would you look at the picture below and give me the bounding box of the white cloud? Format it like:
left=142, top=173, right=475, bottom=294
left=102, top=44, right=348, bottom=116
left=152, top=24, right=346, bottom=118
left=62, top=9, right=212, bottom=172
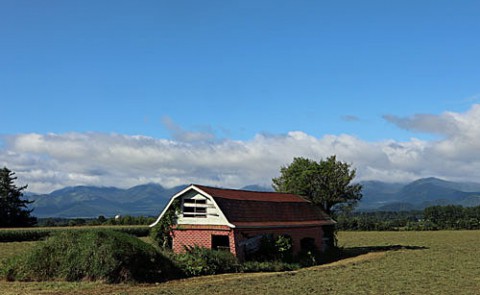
left=383, top=104, right=480, bottom=139
left=2, top=104, right=480, bottom=193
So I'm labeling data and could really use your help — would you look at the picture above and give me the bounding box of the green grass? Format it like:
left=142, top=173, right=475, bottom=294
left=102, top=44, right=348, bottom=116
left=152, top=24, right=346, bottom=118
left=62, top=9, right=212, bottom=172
left=0, top=241, right=36, bottom=260
left=1, top=231, right=479, bottom=294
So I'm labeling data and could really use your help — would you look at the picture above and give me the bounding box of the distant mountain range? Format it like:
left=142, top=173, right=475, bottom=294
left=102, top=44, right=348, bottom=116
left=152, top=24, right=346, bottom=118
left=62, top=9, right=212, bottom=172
left=359, top=177, right=480, bottom=211
left=27, top=184, right=187, bottom=218
left=26, top=177, right=480, bottom=218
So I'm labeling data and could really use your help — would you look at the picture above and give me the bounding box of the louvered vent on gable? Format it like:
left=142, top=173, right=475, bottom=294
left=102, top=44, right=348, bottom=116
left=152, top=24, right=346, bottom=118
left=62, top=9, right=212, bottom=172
left=181, top=195, right=218, bottom=218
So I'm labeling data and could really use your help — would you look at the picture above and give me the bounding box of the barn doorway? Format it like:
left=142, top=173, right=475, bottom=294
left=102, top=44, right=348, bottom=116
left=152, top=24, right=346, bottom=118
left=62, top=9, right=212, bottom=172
left=300, top=237, right=316, bottom=252
left=211, top=235, right=230, bottom=251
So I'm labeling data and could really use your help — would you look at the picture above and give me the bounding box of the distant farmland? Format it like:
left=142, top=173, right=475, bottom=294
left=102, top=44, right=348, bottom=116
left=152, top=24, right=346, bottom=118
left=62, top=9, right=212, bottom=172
left=1, top=230, right=479, bottom=294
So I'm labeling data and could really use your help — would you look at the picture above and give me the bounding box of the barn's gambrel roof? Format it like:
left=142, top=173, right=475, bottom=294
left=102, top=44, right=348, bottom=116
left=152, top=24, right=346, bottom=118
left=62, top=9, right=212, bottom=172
left=150, top=184, right=335, bottom=228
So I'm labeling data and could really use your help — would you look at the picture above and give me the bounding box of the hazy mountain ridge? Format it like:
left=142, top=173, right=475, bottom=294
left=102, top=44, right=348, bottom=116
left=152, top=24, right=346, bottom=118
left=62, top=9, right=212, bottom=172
left=359, top=177, right=480, bottom=211
left=28, top=184, right=187, bottom=218
left=26, top=178, right=480, bottom=218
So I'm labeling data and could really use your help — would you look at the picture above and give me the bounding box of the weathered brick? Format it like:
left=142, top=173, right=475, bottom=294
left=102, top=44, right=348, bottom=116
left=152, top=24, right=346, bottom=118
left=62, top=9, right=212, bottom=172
left=172, top=225, right=326, bottom=260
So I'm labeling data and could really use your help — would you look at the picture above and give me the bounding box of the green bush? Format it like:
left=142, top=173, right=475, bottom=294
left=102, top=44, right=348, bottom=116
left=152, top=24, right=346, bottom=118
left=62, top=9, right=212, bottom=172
left=149, top=222, right=172, bottom=249
left=275, top=235, right=293, bottom=261
left=1, top=229, right=176, bottom=283
left=174, top=246, right=240, bottom=276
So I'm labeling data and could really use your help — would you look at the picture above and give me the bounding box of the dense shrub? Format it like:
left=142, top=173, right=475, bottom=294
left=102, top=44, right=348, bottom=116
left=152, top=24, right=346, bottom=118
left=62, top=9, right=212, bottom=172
left=1, top=229, right=176, bottom=283
left=275, top=235, right=293, bottom=261
left=149, top=222, right=172, bottom=249
left=174, top=246, right=240, bottom=276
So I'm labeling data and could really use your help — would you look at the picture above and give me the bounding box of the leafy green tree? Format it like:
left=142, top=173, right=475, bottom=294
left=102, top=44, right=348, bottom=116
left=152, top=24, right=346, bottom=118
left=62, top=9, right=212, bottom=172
left=272, top=155, right=363, bottom=215
left=97, top=215, right=107, bottom=224
left=0, top=167, right=36, bottom=227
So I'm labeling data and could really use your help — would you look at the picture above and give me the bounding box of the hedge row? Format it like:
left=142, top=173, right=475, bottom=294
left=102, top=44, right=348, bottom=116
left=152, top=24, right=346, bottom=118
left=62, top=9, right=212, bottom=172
left=0, top=226, right=150, bottom=242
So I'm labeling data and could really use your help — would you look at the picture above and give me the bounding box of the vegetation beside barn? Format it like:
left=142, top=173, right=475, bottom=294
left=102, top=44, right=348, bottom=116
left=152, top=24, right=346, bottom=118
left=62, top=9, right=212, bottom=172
left=1, top=229, right=176, bottom=283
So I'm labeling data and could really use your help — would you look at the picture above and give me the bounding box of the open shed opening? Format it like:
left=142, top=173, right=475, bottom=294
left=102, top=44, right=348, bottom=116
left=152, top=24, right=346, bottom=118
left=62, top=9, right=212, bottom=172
left=212, top=235, right=230, bottom=251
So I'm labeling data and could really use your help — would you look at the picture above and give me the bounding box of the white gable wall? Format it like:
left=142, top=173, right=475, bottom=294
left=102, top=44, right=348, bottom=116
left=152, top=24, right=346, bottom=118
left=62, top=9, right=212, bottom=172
left=149, top=185, right=234, bottom=228
left=177, top=190, right=231, bottom=226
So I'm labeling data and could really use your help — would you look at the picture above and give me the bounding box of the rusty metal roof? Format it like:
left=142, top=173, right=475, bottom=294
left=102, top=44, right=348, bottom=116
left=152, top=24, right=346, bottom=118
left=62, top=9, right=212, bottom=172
left=194, top=185, right=335, bottom=227
left=196, top=185, right=309, bottom=202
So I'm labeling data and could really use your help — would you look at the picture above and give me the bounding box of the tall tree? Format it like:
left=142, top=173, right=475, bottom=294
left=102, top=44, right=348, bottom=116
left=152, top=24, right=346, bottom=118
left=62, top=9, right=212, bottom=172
left=0, top=167, right=36, bottom=227
left=272, top=156, right=363, bottom=215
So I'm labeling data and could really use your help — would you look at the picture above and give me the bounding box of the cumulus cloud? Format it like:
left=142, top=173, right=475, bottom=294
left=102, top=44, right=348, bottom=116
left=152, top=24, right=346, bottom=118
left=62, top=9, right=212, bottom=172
left=2, top=105, right=480, bottom=193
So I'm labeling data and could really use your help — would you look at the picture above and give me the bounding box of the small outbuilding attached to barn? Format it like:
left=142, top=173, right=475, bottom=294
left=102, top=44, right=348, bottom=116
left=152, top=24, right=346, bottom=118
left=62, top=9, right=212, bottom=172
left=150, top=184, right=336, bottom=260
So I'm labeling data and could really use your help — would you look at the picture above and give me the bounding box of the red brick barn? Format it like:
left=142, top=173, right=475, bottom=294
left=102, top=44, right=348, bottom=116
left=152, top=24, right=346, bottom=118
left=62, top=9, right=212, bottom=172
left=150, top=184, right=335, bottom=260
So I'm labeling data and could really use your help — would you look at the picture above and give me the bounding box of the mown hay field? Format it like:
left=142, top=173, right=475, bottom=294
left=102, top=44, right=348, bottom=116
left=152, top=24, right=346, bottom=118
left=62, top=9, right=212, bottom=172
left=1, top=230, right=479, bottom=295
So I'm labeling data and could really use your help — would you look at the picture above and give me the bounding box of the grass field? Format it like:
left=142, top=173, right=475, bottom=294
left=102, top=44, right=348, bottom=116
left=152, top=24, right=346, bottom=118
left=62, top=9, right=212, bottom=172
left=1, top=230, right=479, bottom=294
left=0, top=241, right=36, bottom=260
left=0, top=225, right=149, bottom=242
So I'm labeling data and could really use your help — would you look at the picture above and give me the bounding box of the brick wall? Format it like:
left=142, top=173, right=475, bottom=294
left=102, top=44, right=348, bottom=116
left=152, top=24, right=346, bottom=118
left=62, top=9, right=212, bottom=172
left=172, top=224, right=325, bottom=260
left=172, top=225, right=236, bottom=255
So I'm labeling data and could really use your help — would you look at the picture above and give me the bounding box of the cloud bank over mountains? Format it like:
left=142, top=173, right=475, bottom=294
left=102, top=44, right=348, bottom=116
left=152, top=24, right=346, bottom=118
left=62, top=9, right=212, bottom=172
left=2, top=105, right=480, bottom=194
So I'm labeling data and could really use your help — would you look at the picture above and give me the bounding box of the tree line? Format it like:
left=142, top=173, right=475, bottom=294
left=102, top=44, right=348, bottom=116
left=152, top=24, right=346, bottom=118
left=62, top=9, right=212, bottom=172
left=336, top=205, right=480, bottom=231
left=38, top=215, right=155, bottom=227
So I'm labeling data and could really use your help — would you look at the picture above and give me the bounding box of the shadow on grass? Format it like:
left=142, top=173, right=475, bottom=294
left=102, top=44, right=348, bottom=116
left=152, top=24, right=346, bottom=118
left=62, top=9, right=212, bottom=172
left=318, top=244, right=429, bottom=265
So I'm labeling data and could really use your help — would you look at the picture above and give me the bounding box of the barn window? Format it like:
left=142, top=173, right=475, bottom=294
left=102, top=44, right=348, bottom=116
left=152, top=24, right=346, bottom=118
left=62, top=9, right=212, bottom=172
left=183, top=199, right=206, bottom=204
left=212, top=235, right=230, bottom=251
left=182, top=198, right=208, bottom=218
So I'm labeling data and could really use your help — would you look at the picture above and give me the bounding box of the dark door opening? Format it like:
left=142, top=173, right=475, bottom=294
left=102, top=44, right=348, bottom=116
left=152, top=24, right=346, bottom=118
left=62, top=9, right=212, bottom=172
left=300, top=237, right=316, bottom=252
left=212, top=235, right=230, bottom=251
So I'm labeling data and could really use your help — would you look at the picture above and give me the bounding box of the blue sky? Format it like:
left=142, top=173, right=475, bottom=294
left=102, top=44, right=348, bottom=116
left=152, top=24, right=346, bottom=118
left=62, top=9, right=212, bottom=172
left=1, top=1, right=480, bottom=192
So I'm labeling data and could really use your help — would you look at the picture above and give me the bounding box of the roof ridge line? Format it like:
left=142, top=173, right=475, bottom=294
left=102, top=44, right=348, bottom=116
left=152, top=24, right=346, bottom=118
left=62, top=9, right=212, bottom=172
left=193, top=183, right=301, bottom=195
